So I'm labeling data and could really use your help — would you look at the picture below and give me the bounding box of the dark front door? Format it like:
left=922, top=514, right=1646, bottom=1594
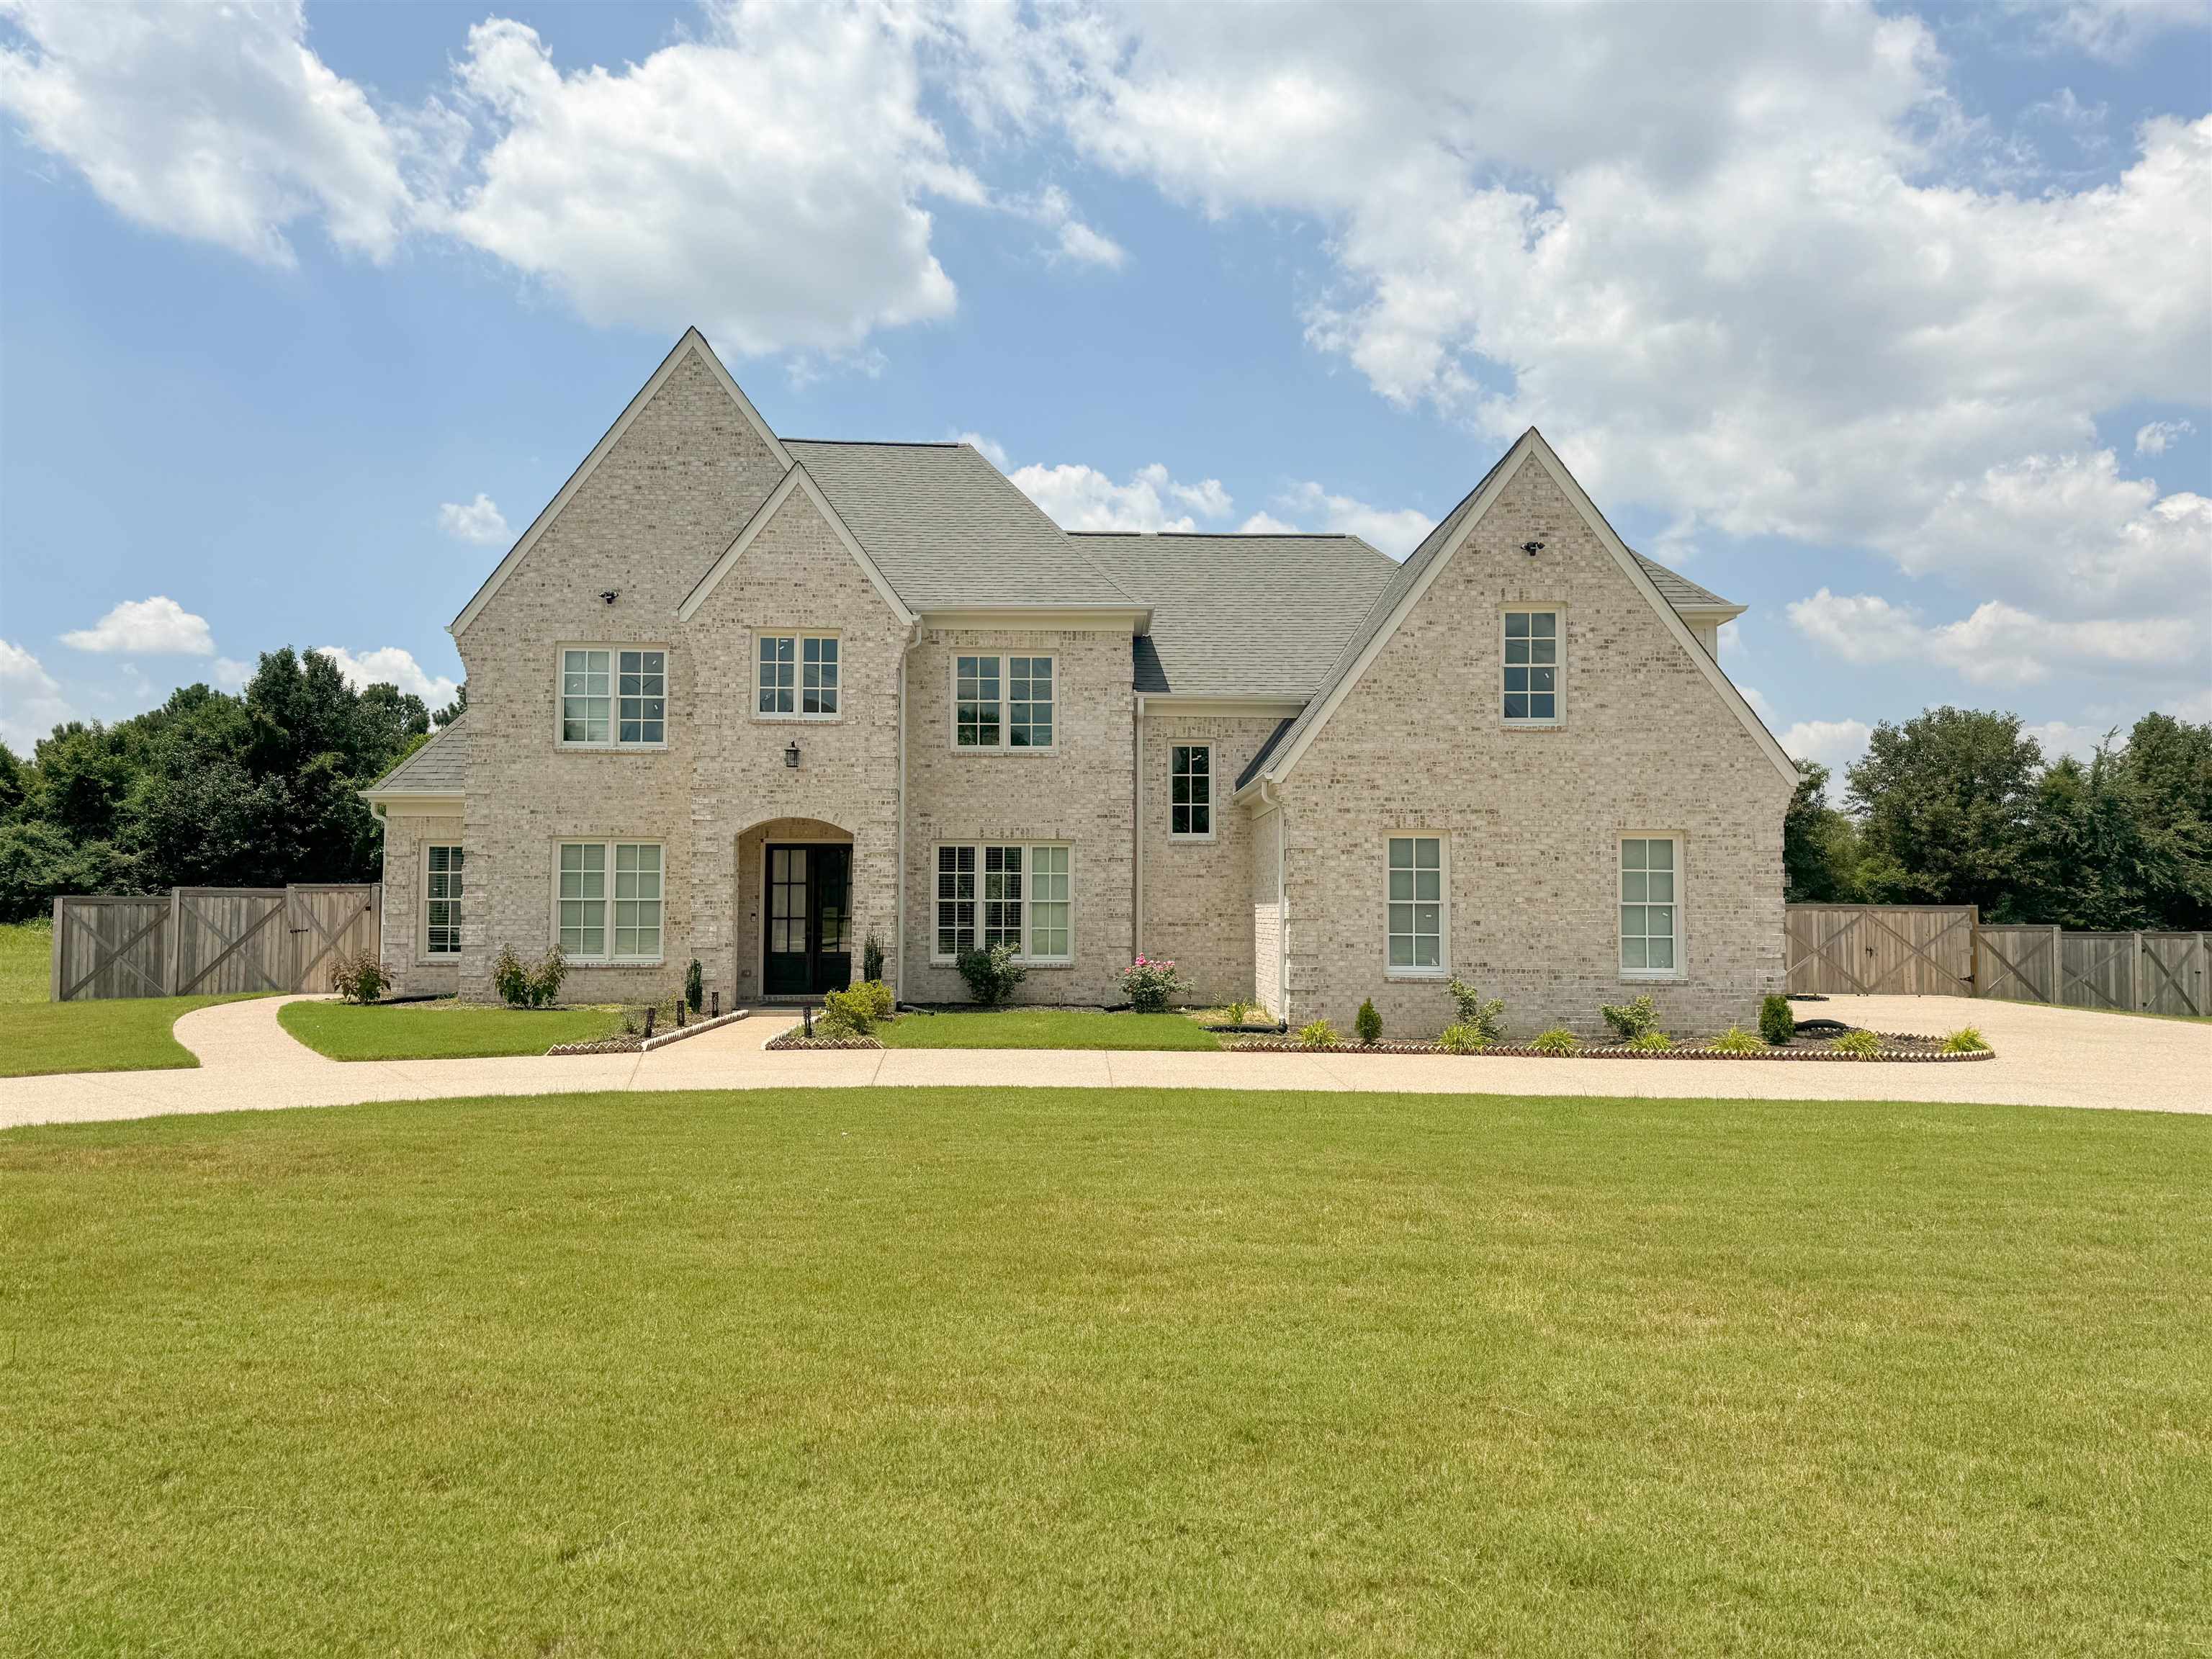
left=764, top=844, right=852, bottom=996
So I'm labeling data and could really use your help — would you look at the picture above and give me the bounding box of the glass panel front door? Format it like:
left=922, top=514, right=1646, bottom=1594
left=763, top=845, right=853, bottom=996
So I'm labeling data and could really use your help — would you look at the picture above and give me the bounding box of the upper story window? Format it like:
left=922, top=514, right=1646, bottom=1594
left=757, top=633, right=840, bottom=718
left=1169, top=744, right=1212, bottom=839
left=562, top=647, right=665, bottom=746
left=954, top=655, right=1055, bottom=750
left=1502, top=610, right=1559, bottom=724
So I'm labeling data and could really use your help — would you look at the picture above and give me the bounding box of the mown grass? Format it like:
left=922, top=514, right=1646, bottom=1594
left=0, top=920, right=51, bottom=1003
left=277, top=999, right=631, bottom=1060
left=876, top=1007, right=1223, bottom=1050
left=0, top=994, right=260, bottom=1077
left=3, top=1087, right=2206, bottom=1655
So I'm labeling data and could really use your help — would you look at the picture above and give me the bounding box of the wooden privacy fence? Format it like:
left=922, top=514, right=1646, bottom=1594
left=1786, top=905, right=2210, bottom=1015
left=51, top=885, right=380, bottom=1002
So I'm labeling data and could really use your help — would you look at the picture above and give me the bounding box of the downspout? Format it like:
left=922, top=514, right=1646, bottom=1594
left=1133, top=692, right=1146, bottom=960
left=894, top=619, right=920, bottom=1000
left=1261, top=778, right=1287, bottom=1021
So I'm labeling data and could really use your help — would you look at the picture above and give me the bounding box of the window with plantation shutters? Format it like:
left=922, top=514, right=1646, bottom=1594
left=425, top=845, right=462, bottom=956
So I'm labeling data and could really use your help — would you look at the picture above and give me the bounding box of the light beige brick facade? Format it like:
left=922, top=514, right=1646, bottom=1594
left=1271, top=460, right=1791, bottom=1040
left=374, top=336, right=1787, bottom=1029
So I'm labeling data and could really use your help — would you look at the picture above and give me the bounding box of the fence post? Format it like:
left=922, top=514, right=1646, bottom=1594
left=166, top=887, right=182, bottom=996
left=2132, top=931, right=2144, bottom=1011
left=1969, top=907, right=1982, bottom=997
left=50, top=896, right=64, bottom=1002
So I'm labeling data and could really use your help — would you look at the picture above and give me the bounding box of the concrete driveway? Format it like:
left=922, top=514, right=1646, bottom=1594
left=0, top=992, right=2203, bottom=1132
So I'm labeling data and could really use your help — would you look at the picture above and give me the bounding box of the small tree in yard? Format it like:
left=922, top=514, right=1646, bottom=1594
left=1120, top=956, right=1188, bottom=1013
left=494, top=943, right=568, bottom=1009
left=685, top=958, right=703, bottom=1014
left=956, top=942, right=1026, bottom=1006
left=329, top=948, right=389, bottom=1004
left=1759, top=994, right=1796, bottom=1046
left=1355, top=998, right=1382, bottom=1046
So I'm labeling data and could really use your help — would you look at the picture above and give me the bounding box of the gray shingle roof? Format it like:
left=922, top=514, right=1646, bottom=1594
left=785, top=441, right=1138, bottom=610
left=1631, top=551, right=1735, bottom=610
left=1073, top=533, right=1401, bottom=699
left=364, top=713, right=469, bottom=798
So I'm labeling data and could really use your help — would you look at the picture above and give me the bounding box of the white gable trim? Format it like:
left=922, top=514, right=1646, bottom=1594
left=676, top=464, right=916, bottom=626
left=450, top=328, right=793, bottom=639
left=1257, top=430, right=1797, bottom=790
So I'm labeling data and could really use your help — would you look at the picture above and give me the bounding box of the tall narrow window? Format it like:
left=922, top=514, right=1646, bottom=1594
left=936, top=845, right=977, bottom=956
left=1620, top=837, right=1678, bottom=974
left=613, top=843, right=663, bottom=960
left=1169, top=745, right=1212, bottom=837
left=956, top=656, right=1002, bottom=747
left=801, top=637, right=839, bottom=715
left=562, top=649, right=611, bottom=742
left=1387, top=835, right=1444, bottom=971
left=558, top=842, right=606, bottom=957
left=618, top=650, right=665, bottom=744
left=1029, top=846, right=1070, bottom=960
left=982, top=845, right=1023, bottom=949
left=425, top=845, right=462, bottom=956
left=1503, top=611, right=1559, bottom=722
left=1009, top=657, right=1053, bottom=747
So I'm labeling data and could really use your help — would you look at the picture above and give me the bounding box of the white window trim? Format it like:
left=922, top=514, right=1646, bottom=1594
left=419, top=842, right=463, bottom=963
left=930, top=841, right=1075, bottom=965
left=948, top=652, right=1060, bottom=753
left=1499, top=606, right=1565, bottom=729
left=1166, top=742, right=1215, bottom=842
left=752, top=629, right=845, bottom=723
left=1618, top=832, right=1685, bottom=981
left=554, top=644, right=671, bottom=751
left=549, top=837, right=667, bottom=965
left=1383, top=832, right=1451, bottom=981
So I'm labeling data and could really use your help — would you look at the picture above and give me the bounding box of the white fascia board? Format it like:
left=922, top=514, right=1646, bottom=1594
left=451, top=328, right=793, bottom=639
left=1260, top=429, right=1797, bottom=790
left=676, top=464, right=916, bottom=626
left=916, top=606, right=1154, bottom=631
left=361, top=791, right=464, bottom=814
left=1675, top=601, right=1749, bottom=625
left=1143, top=696, right=1306, bottom=717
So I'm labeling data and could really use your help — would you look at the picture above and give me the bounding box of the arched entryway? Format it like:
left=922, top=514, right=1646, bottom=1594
left=732, top=817, right=855, bottom=1001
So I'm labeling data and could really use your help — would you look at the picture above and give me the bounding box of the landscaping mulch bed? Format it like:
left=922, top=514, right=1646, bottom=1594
left=1229, top=1033, right=1994, bottom=1062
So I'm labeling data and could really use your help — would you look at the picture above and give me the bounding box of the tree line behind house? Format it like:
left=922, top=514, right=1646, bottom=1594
left=4, top=665, right=2205, bottom=934
left=0, top=649, right=463, bottom=922
left=1784, top=706, right=2212, bottom=931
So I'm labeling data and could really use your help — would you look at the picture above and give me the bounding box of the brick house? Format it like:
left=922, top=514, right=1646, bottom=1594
left=366, top=328, right=1797, bottom=1035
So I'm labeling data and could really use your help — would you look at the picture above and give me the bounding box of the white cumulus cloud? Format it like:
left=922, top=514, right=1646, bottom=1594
left=438, top=493, right=511, bottom=546
left=0, top=639, right=80, bottom=751
left=1787, top=588, right=2200, bottom=688
left=315, top=646, right=459, bottom=708
left=1778, top=717, right=1875, bottom=779
left=2134, top=418, right=2196, bottom=456
left=60, top=596, right=217, bottom=657
left=1267, top=482, right=1434, bottom=558
left=1007, top=460, right=1236, bottom=534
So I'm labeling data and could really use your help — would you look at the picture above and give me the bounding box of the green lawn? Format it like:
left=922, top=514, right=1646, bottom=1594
left=0, top=920, right=51, bottom=1003
left=3, top=1089, right=2205, bottom=1655
left=878, top=1007, right=1223, bottom=1049
left=0, top=994, right=261, bottom=1077
left=277, top=998, right=631, bottom=1060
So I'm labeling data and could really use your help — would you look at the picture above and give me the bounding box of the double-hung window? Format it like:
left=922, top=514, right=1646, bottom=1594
left=562, top=647, right=666, bottom=745
left=1619, top=837, right=1679, bottom=976
left=424, top=845, right=462, bottom=956
left=757, top=633, right=840, bottom=717
left=936, top=843, right=1071, bottom=961
left=557, top=840, right=663, bottom=961
left=1502, top=611, right=1559, bottom=723
left=1386, top=835, right=1446, bottom=974
left=1169, top=745, right=1212, bottom=838
left=953, top=655, right=1054, bottom=749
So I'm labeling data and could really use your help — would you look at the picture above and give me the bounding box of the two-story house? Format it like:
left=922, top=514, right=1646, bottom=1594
left=365, top=328, right=1798, bottom=1034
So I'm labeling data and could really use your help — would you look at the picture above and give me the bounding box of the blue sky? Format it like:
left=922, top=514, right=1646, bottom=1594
left=2, top=1, right=2207, bottom=783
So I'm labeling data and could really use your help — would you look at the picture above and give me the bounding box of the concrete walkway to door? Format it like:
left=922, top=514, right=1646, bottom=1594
left=0, top=991, right=2204, bottom=1133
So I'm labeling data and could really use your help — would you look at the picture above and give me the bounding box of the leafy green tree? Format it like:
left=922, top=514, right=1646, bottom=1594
left=1845, top=708, right=2042, bottom=919
left=2018, top=742, right=2157, bottom=930
left=1782, top=762, right=1863, bottom=902
left=2119, top=712, right=2212, bottom=929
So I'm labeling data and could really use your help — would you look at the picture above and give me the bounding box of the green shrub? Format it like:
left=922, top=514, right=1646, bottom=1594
left=685, top=958, right=703, bottom=1013
left=956, top=943, right=1026, bottom=1007
left=1600, top=994, right=1658, bottom=1042
left=328, top=948, right=390, bottom=1005
left=1709, top=1025, right=1763, bottom=1054
left=1219, top=999, right=1253, bottom=1027
left=1120, top=956, right=1188, bottom=1013
left=1437, top=1022, right=1491, bottom=1054
left=492, top=944, right=565, bottom=1009
left=1627, top=1029, right=1673, bottom=1052
left=1759, top=994, right=1796, bottom=1046
left=821, top=984, right=878, bottom=1036
left=861, top=979, right=896, bottom=1022
left=1445, top=977, right=1507, bottom=1045
left=1942, top=1025, right=1990, bottom=1053
left=1354, top=998, right=1382, bottom=1046
left=1531, top=1026, right=1579, bottom=1055
left=1298, top=1019, right=1338, bottom=1049
left=862, top=932, right=885, bottom=985
left=1829, top=1029, right=1883, bottom=1056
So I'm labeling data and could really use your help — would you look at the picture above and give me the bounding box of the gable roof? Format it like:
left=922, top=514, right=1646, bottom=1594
left=1241, top=429, right=1796, bottom=793
left=1074, top=532, right=1399, bottom=698
left=364, top=712, right=469, bottom=802
left=677, top=464, right=916, bottom=626
left=786, top=441, right=1140, bottom=611
left=450, top=328, right=791, bottom=639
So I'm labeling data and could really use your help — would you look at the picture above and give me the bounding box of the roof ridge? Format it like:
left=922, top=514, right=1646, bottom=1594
left=784, top=436, right=963, bottom=449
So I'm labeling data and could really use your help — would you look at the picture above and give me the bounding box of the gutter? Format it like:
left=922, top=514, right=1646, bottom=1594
left=1133, top=693, right=1145, bottom=959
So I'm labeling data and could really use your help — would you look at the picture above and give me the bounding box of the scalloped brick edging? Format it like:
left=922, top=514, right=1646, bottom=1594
left=1228, top=1035, right=1995, bottom=1062
left=545, top=1036, right=643, bottom=1056
left=763, top=1030, right=884, bottom=1051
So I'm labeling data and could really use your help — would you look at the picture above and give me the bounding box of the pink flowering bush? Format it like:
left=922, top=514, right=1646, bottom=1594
left=1120, top=955, right=1188, bottom=1013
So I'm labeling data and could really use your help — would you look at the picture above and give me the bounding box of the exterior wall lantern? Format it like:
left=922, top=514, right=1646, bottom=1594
left=784, top=741, right=801, bottom=769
